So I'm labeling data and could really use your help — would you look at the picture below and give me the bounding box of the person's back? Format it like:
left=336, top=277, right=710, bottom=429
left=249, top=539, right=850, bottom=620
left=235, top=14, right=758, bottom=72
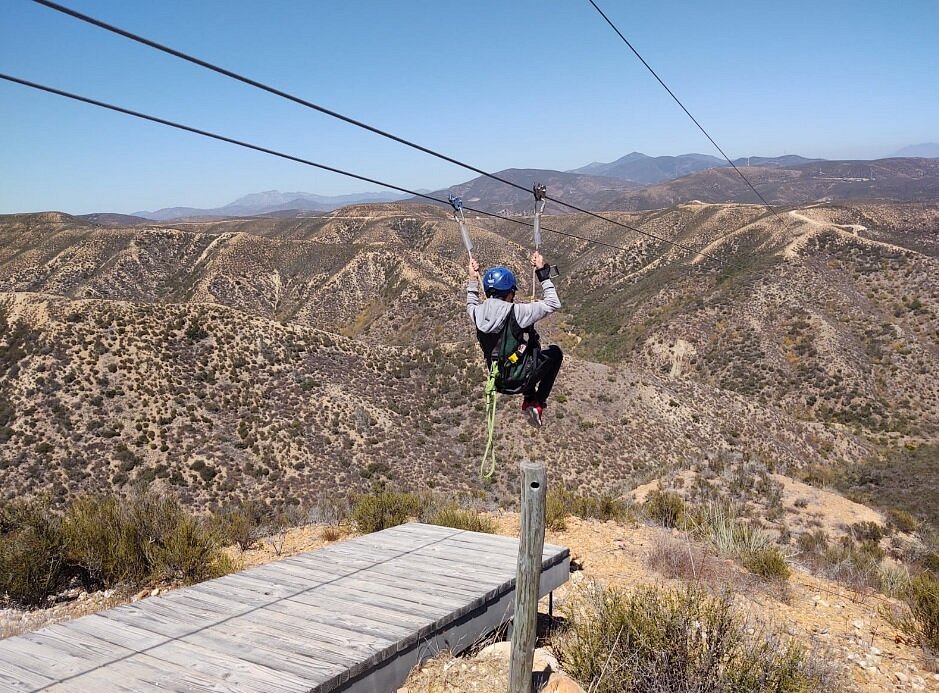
left=466, top=252, right=563, bottom=426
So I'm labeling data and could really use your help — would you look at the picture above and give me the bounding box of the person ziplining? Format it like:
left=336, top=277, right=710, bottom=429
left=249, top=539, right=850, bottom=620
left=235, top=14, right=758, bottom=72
left=466, top=253, right=564, bottom=427
left=454, top=184, right=565, bottom=478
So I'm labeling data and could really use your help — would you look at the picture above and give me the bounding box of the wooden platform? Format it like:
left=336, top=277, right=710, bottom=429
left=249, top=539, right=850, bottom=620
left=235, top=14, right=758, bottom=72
left=0, top=523, right=570, bottom=693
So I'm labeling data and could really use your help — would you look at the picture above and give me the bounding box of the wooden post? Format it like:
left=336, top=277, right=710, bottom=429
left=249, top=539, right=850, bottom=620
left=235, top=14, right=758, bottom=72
left=508, top=460, right=547, bottom=693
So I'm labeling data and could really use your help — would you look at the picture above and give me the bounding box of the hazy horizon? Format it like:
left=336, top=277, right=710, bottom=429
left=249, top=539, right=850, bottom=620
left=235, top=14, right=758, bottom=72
left=2, top=0, right=937, bottom=214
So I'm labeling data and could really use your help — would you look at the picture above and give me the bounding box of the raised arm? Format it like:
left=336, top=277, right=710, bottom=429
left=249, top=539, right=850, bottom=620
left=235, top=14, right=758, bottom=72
left=514, top=252, right=561, bottom=329
left=466, top=257, right=481, bottom=322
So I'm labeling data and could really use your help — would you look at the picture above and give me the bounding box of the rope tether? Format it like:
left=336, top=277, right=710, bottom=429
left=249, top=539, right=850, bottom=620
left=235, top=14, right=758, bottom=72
left=480, top=362, right=499, bottom=480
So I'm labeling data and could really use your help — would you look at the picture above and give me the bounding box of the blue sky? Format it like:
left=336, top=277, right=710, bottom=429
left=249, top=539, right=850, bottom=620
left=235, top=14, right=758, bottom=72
left=1, top=0, right=936, bottom=214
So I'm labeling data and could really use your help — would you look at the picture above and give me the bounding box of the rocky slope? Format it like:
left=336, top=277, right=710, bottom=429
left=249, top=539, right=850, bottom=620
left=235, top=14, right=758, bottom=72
left=0, top=201, right=936, bottom=518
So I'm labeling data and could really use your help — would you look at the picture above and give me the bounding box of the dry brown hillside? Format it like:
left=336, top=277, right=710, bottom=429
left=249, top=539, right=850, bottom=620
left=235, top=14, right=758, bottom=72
left=0, top=201, right=936, bottom=524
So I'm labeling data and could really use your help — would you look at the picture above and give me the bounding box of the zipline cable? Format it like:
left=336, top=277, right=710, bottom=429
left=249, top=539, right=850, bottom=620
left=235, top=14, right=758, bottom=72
left=29, top=0, right=723, bottom=264
left=0, top=73, right=656, bottom=256
left=586, top=0, right=783, bottom=223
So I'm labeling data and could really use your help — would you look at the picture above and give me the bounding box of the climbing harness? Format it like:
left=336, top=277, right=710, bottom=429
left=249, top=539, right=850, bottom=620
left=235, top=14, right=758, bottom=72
left=476, top=310, right=541, bottom=480
left=531, top=183, right=546, bottom=300
left=449, top=194, right=474, bottom=260
left=481, top=362, right=499, bottom=480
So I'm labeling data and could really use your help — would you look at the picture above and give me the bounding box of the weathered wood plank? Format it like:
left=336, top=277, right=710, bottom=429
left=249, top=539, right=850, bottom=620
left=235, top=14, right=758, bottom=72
left=0, top=523, right=570, bottom=693
left=55, top=612, right=168, bottom=652
left=268, top=557, right=491, bottom=604
left=288, top=581, right=452, bottom=621
left=175, top=622, right=344, bottom=686
left=145, top=638, right=313, bottom=692
left=168, top=586, right=402, bottom=657
left=0, top=629, right=132, bottom=683
left=102, top=599, right=224, bottom=639
left=288, top=545, right=516, bottom=585
left=186, top=615, right=370, bottom=671
left=49, top=650, right=268, bottom=693
left=275, top=592, right=432, bottom=634
left=0, top=648, right=58, bottom=692
left=188, top=583, right=417, bottom=642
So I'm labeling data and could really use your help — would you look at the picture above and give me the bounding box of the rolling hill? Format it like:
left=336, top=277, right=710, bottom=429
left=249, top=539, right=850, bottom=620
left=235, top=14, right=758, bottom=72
left=1, top=201, right=936, bottom=517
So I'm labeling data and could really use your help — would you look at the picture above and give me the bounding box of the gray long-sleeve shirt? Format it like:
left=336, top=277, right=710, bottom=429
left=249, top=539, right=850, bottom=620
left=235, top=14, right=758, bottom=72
left=466, top=278, right=561, bottom=333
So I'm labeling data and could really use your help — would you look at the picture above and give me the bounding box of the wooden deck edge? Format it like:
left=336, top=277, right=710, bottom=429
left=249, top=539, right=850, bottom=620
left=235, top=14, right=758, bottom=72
left=322, top=552, right=571, bottom=693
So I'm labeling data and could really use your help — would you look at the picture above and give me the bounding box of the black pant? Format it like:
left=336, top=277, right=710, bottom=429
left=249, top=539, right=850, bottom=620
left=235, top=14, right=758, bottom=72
left=524, top=345, right=563, bottom=404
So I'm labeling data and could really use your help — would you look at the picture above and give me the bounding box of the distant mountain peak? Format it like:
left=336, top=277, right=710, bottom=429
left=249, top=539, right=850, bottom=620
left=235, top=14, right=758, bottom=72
left=891, top=143, right=939, bottom=158
left=134, top=189, right=411, bottom=221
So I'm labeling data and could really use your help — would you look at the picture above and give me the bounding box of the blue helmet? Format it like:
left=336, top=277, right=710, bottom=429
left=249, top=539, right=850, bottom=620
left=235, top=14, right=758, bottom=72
left=482, top=266, right=517, bottom=297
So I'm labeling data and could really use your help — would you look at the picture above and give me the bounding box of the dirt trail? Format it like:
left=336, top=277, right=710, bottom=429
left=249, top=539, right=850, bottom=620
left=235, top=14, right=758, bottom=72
left=784, top=209, right=920, bottom=259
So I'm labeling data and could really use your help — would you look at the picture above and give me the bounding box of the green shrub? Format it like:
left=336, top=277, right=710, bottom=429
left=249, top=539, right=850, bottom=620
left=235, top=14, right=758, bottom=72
left=923, top=552, right=939, bottom=575
left=897, top=573, right=939, bottom=651
left=159, top=514, right=229, bottom=582
left=799, top=533, right=886, bottom=591
left=742, top=546, right=791, bottom=580
left=570, top=493, right=631, bottom=523
left=63, top=495, right=128, bottom=585
left=887, top=508, right=921, bottom=533
left=644, top=488, right=686, bottom=528
left=61, top=493, right=233, bottom=590
left=0, top=499, right=69, bottom=607
left=545, top=491, right=568, bottom=531
left=352, top=490, right=423, bottom=533
left=215, top=500, right=266, bottom=551
left=692, top=502, right=771, bottom=556
left=797, top=529, right=829, bottom=554
left=546, top=489, right=631, bottom=530
left=850, top=521, right=887, bottom=543
left=426, top=504, right=496, bottom=534
left=557, top=583, right=839, bottom=693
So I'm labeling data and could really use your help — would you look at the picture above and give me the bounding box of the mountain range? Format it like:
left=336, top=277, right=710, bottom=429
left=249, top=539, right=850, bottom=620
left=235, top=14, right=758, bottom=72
left=133, top=190, right=413, bottom=221
left=569, top=152, right=820, bottom=184
left=124, top=151, right=939, bottom=222
left=890, top=142, right=939, bottom=158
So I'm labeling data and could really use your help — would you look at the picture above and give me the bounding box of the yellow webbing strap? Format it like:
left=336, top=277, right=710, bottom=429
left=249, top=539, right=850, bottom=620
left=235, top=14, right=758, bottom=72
left=480, top=362, right=499, bottom=480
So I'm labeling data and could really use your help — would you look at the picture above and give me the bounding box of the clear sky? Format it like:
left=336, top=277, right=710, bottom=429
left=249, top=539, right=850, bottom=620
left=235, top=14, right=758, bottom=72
left=1, top=0, right=937, bottom=214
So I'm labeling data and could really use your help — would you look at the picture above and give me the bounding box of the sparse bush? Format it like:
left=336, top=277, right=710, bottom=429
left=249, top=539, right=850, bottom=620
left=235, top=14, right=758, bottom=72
left=850, top=521, right=887, bottom=543
left=0, top=499, right=69, bottom=607
left=799, top=532, right=886, bottom=591
left=557, top=582, right=840, bottom=693
left=352, top=490, right=423, bottom=533
left=692, top=502, right=771, bottom=555
left=546, top=489, right=632, bottom=529
left=887, top=508, right=921, bottom=534
left=646, top=536, right=706, bottom=580
left=797, top=529, right=829, bottom=554
left=426, top=504, right=496, bottom=534
left=877, top=562, right=911, bottom=599
left=320, top=526, right=342, bottom=542
left=570, top=492, right=632, bottom=524
left=546, top=491, right=568, bottom=531
left=692, top=502, right=786, bottom=580
left=215, top=501, right=266, bottom=552
left=63, top=495, right=129, bottom=585
left=895, top=573, right=939, bottom=651
left=742, top=546, right=791, bottom=580
left=644, top=488, right=686, bottom=528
